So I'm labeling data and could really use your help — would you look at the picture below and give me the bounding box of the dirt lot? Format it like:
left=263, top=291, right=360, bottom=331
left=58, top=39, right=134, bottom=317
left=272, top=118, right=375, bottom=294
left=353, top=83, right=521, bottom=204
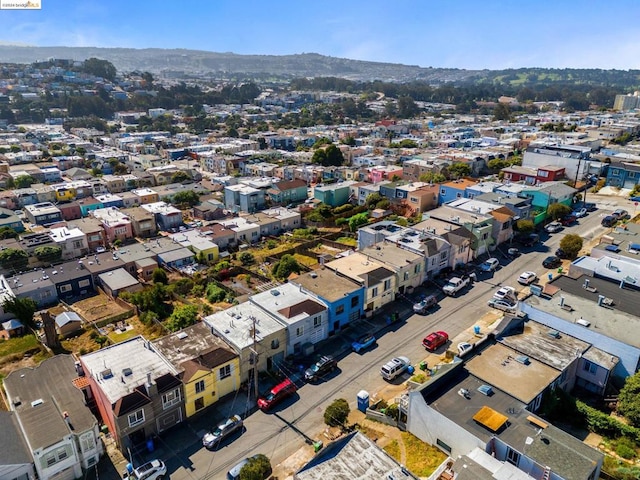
left=69, top=293, right=131, bottom=324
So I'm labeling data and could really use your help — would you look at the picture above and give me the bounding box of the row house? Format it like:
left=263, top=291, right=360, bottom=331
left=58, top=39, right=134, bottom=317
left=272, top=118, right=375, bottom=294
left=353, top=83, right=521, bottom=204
left=78, top=197, right=104, bottom=217
left=192, top=199, right=225, bottom=221
left=59, top=201, right=82, bottom=221
left=446, top=198, right=516, bottom=247
left=200, top=223, right=236, bottom=250
left=502, top=165, right=567, bottom=185
left=131, top=187, right=159, bottom=205
left=121, top=206, right=157, bottom=238
left=520, top=181, right=577, bottom=225
left=605, top=161, right=640, bottom=189
left=51, top=155, right=84, bottom=171
left=32, top=183, right=57, bottom=203
left=224, top=184, right=265, bottom=213
left=367, top=165, right=403, bottom=183
left=169, top=229, right=219, bottom=263
left=91, top=207, right=134, bottom=244
left=438, top=178, right=478, bottom=204
left=52, top=181, right=93, bottom=202
left=399, top=183, right=439, bottom=214
left=360, top=242, right=425, bottom=294
left=95, top=193, right=124, bottom=209
left=24, top=202, right=63, bottom=226
left=14, top=187, right=38, bottom=208
left=70, top=217, right=107, bottom=252
left=219, top=217, right=260, bottom=245
left=141, top=202, right=183, bottom=231
left=49, top=226, right=89, bottom=260
left=427, top=204, right=495, bottom=257
left=267, top=178, right=308, bottom=205
left=0, top=207, right=25, bottom=232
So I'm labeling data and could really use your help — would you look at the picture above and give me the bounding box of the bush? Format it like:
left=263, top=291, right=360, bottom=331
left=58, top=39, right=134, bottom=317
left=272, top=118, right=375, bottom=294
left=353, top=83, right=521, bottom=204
left=615, top=438, right=637, bottom=459
left=266, top=240, right=278, bottom=250
left=206, top=284, right=227, bottom=303
left=576, top=400, right=640, bottom=443
left=152, top=268, right=168, bottom=284
left=239, top=453, right=272, bottom=480
left=239, top=252, right=255, bottom=266
left=619, top=371, right=640, bottom=428
left=324, top=398, right=350, bottom=427
left=559, top=234, right=583, bottom=259
left=385, top=403, right=400, bottom=421
left=272, top=254, right=301, bottom=280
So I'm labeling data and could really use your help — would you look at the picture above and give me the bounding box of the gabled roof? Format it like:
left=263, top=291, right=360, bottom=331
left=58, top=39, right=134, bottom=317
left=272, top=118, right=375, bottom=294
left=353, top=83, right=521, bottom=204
left=2, top=318, right=22, bottom=330
left=55, top=311, right=82, bottom=327
left=278, top=299, right=326, bottom=319
left=273, top=178, right=307, bottom=191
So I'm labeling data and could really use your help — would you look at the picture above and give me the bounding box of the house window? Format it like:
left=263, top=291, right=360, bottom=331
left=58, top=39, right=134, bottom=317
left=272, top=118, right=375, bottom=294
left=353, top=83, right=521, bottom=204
left=371, top=287, right=378, bottom=297
left=73, top=240, right=83, bottom=248
left=296, top=326, right=304, bottom=337
left=414, top=264, right=421, bottom=274
left=271, top=338, right=280, bottom=349
left=440, top=189, right=446, bottom=195
left=128, top=409, right=145, bottom=427
left=60, top=284, right=72, bottom=293
left=456, top=193, right=462, bottom=198
left=351, top=296, right=359, bottom=308
left=403, top=271, right=409, bottom=281
left=195, top=379, right=205, bottom=394
left=506, top=448, right=520, bottom=466
left=162, top=388, right=181, bottom=409
left=538, top=170, right=549, bottom=178
left=80, top=432, right=96, bottom=453
left=583, top=360, right=597, bottom=374
left=441, top=252, right=448, bottom=260
left=41, top=290, right=52, bottom=299
left=384, top=279, right=391, bottom=291
left=114, top=227, right=127, bottom=235
left=313, top=316, right=321, bottom=328
left=436, top=439, right=451, bottom=453
left=336, top=304, right=345, bottom=315
left=219, top=365, right=231, bottom=379
left=410, top=197, right=418, bottom=203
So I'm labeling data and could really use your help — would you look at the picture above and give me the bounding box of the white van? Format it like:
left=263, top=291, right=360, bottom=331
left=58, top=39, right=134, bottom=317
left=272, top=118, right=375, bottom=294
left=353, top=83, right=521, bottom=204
left=227, top=458, right=249, bottom=480
left=380, top=356, right=410, bottom=381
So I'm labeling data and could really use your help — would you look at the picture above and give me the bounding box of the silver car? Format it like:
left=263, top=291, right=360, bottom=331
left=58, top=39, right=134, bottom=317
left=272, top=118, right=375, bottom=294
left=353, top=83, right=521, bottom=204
left=203, top=414, right=243, bottom=449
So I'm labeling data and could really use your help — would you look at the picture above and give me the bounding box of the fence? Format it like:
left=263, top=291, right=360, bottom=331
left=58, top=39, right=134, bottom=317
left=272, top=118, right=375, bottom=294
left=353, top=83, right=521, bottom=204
left=365, top=408, right=398, bottom=427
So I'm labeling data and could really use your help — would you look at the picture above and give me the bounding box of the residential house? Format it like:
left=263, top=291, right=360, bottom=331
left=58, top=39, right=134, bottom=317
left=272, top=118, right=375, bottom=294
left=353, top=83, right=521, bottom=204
left=157, top=248, right=195, bottom=270
left=118, top=191, right=140, bottom=209
left=474, top=192, right=532, bottom=222
left=411, top=218, right=472, bottom=272
left=292, top=269, right=365, bottom=334
left=224, top=184, right=266, bottom=213
left=24, top=203, right=62, bottom=226
left=192, top=199, right=225, bottom=221
left=502, top=165, right=567, bottom=185
left=58, top=201, right=82, bottom=221
left=98, top=268, right=142, bottom=298
left=360, top=243, right=425, bottom=294
left=0, top=412, right=35, bottom=480
left=2, top=270, right=58, bottom=308
left=520, top=181, right=577, bottom=225
left=141, top=202, right=183, bottom=232
left=0, top=318, right=25, bottom=340
left=201, top=223, right=236, bottom=250
left=313, top=181, right=357, bottom=207
left=101, top=175, right=126, bottom=194
left=20, top=232, right=56, bottom=256
left=65, top=167, right=92, bottom=181
left=41, top=166, right=62, bottom=183
left=204, top=302, right=287, bottom=383
left=32, top=184, right=57, bottom=203
left=251, top=284, right=329, bottom=356
left=426, top=205, right=495, bottom=257
left=169, top=230, right=219, bottom=263
left=3, top=355, right=103, bottom=480
left=445, top=198, right=515, bottom=248
left=0, top=207, right=24, bottom=233
left=90, top=208, right=134, bottom=244
left=131, top=188, right=159, bottom=205
left=49, top=227, right=89, bottom=260
left=55, top=311, right=83, bottom=337
left=0, top=190, right=19, bottom=210
left=325, top=253, right=396, bottom=314
left=121, top=206, right=157, bottom=238
left=438, top=178, right=478, bottom=204
left=80, top=336, right=184, bottom=452
left=367, top=165, right=403, bottom=183
left=267, top=178, right=308, bottom=205
left=605, top=161, right=640, bottom=189
left=219, top=217, right=260, bottom=245
left=95, top=193, right=124, bottom=209
left=81, top=252, right=126, bottom=284
left=68, top=217, right=107, bottom=252
left=44, top=260, right=95, bottom=300
left=77, top=197, right=104, bottom=217
left=522, top=144, right=591, bottom=180
left=134, top=257, right=158, bottom=282
left=14, top=188, right=38, bottom=208
left=152, top=323, right=240, bottom=418
left=398, top=183, right=439, bottom=214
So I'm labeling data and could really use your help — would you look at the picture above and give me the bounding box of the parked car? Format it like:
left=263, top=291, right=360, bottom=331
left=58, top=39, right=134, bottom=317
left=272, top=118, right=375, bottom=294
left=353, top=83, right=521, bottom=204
left=457, top=342, right=473, bottom=357
left=123, top=460, right=167, bottom=480
left=507, top=247, right=520, bottom=258
left=612, top=209, right=629, bottom=220
left=555, top=248, right=570, bottom=259
left=413, top=294, right=438, bottom=314
left=601, top=215, right=617, bottom=227
left=304, top=355, right=337, bottom=382
left=542, top=256, right=562, bottom=269
left=380, top=356, right=411, bottom=381
left=545, top=222, right=563, bottom=233
left=442, top=276, right=471, bottom=296
left=493, top=286, right=516, bottom=302
left=352, top=334, right=376, bottom=353
left=517, top=271, right=537, bottom=285
left=559, top=215, right=577, bottom=226
left=422, top=331, right=449, bottom=351
left=487, top=298, right=517, bottom=313
left=257, top=378, right=297, bottom=411
left=202, top=415, right=244, bottom=449
left=516, top=233, right=539, bottom=247
left=479, top=257, right=500, bottom=272
left=573, top=208, right=587, bottom=218
left=227, top=455, right=272, bottom=480
left=630, top=196, right=640, bottom=202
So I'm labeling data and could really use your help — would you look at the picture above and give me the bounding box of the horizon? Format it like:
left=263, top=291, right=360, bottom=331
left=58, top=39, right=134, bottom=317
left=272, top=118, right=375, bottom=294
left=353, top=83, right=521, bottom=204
left=0, top=0, right=639, bottom=70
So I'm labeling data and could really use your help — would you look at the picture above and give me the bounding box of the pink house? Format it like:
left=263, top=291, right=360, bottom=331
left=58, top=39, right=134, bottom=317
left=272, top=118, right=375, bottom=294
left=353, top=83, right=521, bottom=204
left=368, top=166, right=403, bottom=183
left=90, top=207, right=134, bottom=244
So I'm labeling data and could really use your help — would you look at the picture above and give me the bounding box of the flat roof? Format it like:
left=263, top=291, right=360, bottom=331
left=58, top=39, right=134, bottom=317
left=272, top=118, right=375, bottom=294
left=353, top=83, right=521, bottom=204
left=325, top=253, right=393, bottom=286
left=293, top=269, right=361, bottom=303
left=465, top=343, right=561, bottom=404
left=360, top=242, right=422, bottom=269
left=81, top=336, right=177, bottom=404
left=98, top=268, right=139, bottom=290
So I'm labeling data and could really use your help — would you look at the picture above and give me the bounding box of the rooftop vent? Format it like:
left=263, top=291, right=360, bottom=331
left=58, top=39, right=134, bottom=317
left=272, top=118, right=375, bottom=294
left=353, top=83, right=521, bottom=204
left=270, top=289, right=280, bottom=296
left=477, top=385, right=494, bottom=396
left=177, top=332, right=188, bottom=340
left=547, top=330, right=560, bottom=339
left=122, top=368, right=132, bottom=377
left=516, top=355, right=531, bottom=365
left=101, top=369, right=113, bottom=380
left=31, top=398, right=44, bottom=407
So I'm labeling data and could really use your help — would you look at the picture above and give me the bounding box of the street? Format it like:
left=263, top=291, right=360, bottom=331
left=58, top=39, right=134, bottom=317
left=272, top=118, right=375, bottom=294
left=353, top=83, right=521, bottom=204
left=148, top=195, right=622, bottom=480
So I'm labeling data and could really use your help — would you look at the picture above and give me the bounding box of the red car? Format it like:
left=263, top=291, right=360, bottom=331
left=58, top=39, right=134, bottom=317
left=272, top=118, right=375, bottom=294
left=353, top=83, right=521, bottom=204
left=560, top=215, right=577, bottom=226
left=422, top=331, right=449, bottom=351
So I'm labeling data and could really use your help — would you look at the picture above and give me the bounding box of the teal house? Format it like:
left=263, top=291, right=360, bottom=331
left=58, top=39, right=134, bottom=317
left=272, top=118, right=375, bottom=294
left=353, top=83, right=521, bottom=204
left=521, top=182, right=576, bottom=225
left=314, top=181, right=357, bottom=207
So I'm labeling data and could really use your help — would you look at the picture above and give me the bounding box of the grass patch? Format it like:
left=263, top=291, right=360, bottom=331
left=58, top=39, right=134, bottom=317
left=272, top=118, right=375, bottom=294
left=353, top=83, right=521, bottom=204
left=0, top=334, right=40, bottom=358
left=108, top=328, right=140, bottom=343
left=335, top=236, right=357, bottom=247
left=384, top=432, right=447, bottom=477
left=292, top=253, right=317, bottom=267
left=384, top=439, right=401, bottom=459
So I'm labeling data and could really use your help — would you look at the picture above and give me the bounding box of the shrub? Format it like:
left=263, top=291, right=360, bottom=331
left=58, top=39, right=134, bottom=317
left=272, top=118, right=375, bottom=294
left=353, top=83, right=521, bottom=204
left=239, top=252, right=255, bottom=266
left=385, top=403, right=400, bottom=421
left=206, top=284, right=227, bottom=303
left=239, top=453, right=272, bottom=480
left=152, top=268, right=168, bottom=284
left=324, top=398, right=350, bottom=427
left=266, top=239, right=278, bottom=250
left=615, top=438, right=637, bottom=459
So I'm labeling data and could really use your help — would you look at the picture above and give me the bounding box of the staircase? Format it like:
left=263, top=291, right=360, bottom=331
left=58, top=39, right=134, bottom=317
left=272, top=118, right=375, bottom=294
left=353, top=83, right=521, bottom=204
left=542, top=466, right=551, bottom=480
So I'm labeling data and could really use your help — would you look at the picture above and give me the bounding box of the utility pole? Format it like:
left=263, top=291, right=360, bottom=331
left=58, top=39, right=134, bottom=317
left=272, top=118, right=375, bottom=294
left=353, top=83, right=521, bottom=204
left=249, top=316, right=259, bottom=400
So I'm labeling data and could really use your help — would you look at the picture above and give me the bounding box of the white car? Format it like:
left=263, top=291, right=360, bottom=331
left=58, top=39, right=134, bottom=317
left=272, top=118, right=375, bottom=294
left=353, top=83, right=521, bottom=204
left=493, top=286, right=516, bottom=301
left=545, top=222, right=563, bottom=233
left=457, top=342, right=473, bottom=357
left=123, top=459, right=167, bottom=480
left=573, top=208, right=587, bottom=218
left=479, top=257, right=500, bottom=272
left=487, top=298, right=518, bottom=313
left=518, top=271, right=537, bottom=285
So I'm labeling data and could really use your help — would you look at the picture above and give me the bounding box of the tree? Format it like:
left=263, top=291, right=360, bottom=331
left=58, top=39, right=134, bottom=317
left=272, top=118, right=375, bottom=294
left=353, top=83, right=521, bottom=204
left=515, top=219, right=535, bottom=234
left=419, top=172, right=446, bottom=183
left=14, top=175, right=35, bottom=188
left=493, top=103, right=512, bottom=121
left=152, top=268, right=168, bottom=284
left=365, top=192, right=383, bottom=209
left=171, top=171, right=191, bottom=183
left=172, top=190, right=200, bottom=208
left=0, top=226, right=18, bottom=239
left=272, top=254, right=301, bottom=280
left=324, top=398, right=350, bottom=427
left=239, top=252, right=255, bottom=266
left=34, top=246, right=62, bottom=263
left=348, top=212, right=369, bottom=232
left=239, top=454, right=272, bottom=480
left=2, top=295, right=37, bottom=328
left=618, top=371, right=640, bottom=428
left=206, top=283, right=228, bottom=303
left=448, top=162, right=471, bottom=179
left=82, top=58, right=117, bottom=81
left=0, top=248, right=28, bottom=271
left=166, top=304, right=199, bottom=332
left=397, top=95, right=419, bottom=118
left=559, top=234, right=583, bottom=259
left=312, top=144, right=345, bottom=167
left=547, top=203, right=572, bottom=220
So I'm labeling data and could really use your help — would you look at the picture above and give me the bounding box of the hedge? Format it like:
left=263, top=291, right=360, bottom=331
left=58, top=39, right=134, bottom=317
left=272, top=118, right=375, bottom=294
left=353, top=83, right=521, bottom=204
left=576, top=400, right=640, bottom=443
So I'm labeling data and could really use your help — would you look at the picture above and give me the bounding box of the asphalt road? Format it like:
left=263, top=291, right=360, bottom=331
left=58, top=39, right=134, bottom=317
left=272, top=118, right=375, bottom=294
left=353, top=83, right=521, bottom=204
left=163, top=196, right=624, bottom=480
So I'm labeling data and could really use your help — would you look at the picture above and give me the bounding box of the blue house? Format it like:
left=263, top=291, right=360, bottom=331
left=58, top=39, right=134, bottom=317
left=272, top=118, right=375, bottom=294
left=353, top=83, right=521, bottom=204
left=314, top=181, right=357, bottom=207
left=379, top=181, right=408, bottom=201
left=606, top=161, right=640, bottom=189
left=292, top=269, right=364, bottom=334
left=438, top=179, right=477, bottom=205
left=0, top=208, right=25, bottom=233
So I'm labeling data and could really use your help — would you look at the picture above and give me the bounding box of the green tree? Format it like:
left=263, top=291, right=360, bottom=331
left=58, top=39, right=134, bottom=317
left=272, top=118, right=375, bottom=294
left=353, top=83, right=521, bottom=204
left=82, top=58, right=117, bottom=81
left=448, top=162, right=471, bottom=179
left=166, top=304, right=199, bottom=332
left=515, top=219, right=535, bottom=234
left=14, top=175, right=35, bottom=188
left=171, top=171, right=191, bottom=183
left=419, top=172, right=446, bottom=183
left=152, top=268, right=168, bottom=284
left=0, top=248, right=29, bottom=271
left=2, top=295, right=37, bottom=328
left=34, top=246, right=62, bottom=263
left=311, top=144, right=345, bottom=167
left=547, top=203, right=572, bottom=220
left=172, top=190, right=200, bottom=208
left=559, top=234, right=583, bottom=259
left=324, top=398, right=350, bottom=427
left=618, top=371, right=640, bottom=428
left=349, top=212, right=369, bottom=232
left=340, top=136, right=356, bottom=146
left=239, top=454, right=272, bottom=480
left=493, top=103, right=512, bottom=121
left=239, top=252, right=255, bottom=266
left=365, top=193, right=383, bottom=209
left=0, top=226, right=18, bottom=239
left=272, top=254, right=301, bottom=280
left=397, top=95, right=419, bottom=118
left=206, top=283, right=228, bottom=303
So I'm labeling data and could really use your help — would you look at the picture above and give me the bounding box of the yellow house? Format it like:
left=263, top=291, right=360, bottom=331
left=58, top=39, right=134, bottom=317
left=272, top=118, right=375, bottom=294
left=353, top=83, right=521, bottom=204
left=151, top=323, right=240, bottom=418
left=169, top=230, right=219, bottom=264
left=54, top=185, right=77, bottom=202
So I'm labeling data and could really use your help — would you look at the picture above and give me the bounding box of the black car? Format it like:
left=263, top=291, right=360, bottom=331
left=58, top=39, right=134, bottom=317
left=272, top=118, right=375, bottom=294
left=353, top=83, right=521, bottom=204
left=542, top=256, right=562, bottom=269
left=304, top=355, right=337, bottom=382
left=601, top=215, right=617, bottom=227
left=555, top=248, right=569, bottom=259
left=516, top=233, right=539, bottom=247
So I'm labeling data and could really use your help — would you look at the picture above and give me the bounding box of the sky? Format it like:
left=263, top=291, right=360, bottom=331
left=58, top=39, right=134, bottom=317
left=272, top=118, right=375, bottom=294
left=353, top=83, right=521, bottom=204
left=0, top=0, right=639, bottom=70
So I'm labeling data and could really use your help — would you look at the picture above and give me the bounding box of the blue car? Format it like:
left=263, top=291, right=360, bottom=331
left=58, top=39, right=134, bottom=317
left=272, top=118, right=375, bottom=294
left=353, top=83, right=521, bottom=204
left=352, top=334, right=376, bottom=353
left=630, top=196, right=640, bottom=202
